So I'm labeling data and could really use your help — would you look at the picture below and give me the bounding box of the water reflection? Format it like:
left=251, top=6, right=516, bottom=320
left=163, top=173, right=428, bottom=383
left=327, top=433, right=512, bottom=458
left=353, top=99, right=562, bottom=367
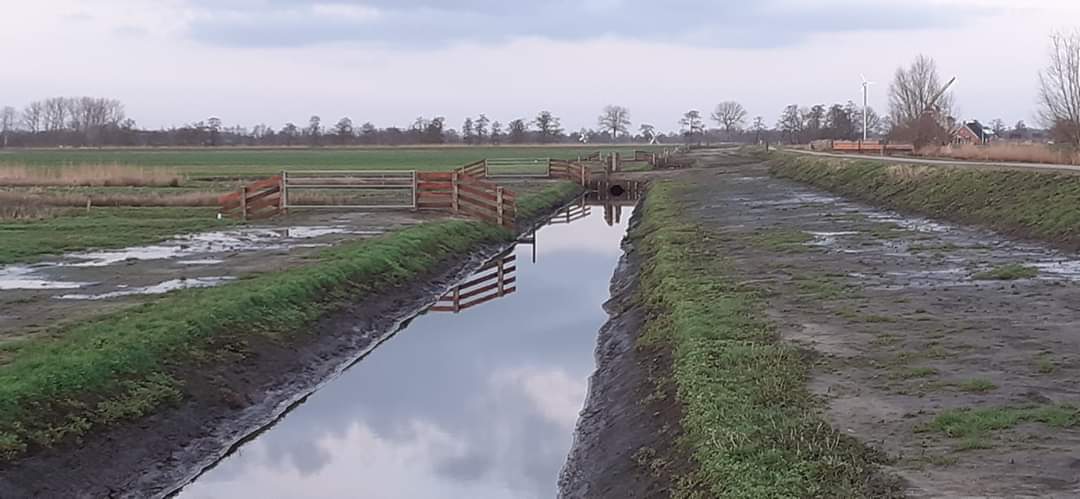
left=176, top=205, right=633, bottom=499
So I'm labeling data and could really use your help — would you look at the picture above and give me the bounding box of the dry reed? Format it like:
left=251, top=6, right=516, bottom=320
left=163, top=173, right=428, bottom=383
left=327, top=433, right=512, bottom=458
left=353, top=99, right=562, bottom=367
left=918, top=143, right=1080, bottom=166
left=0, top=164, right=184, bottom=187
left=0, top=190, right=218, bottom=208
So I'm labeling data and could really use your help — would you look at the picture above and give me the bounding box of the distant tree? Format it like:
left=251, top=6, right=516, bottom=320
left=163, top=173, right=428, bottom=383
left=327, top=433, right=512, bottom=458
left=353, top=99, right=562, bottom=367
left=751, top=116, right=767, bottom=143
left=0, top=106, right=16, bottom=147
left=1039, top=31, right=1080, bottom=147
left=778, top=105, right=803, bottom=144
left=334, top=117, right=354, bottom=144
left=598, top=105, right=631, bottom=142
left=824, top=104, right=855, bottom=140
left=711, top=101, right=748, bottom=134
left=990, top=119, right=1007, bottom=139
left=475, top=114, right=490, bottom=144
left=206, top=117, right=222, bottom=146
left=534, top=111, right=562, bottom=143
left=802, top=105, right=826, bottom=140
left=462, top=117, right=475, bottom=145
left=359, top=122, right=377, bottom=144
left=888, top=55, right=955, bottom=146
left=281, top=122, right=299, bottom=146
left=20, top=102, right=43, bottom=134
left=422, top=117, right=445, bottom=144
left=679, top=110, right=704, bottom=144
left=639, top=123, right=656, bottom=142
left=307, top=115, right=321, bottom=146
left=490, top=120, right=503, bottom=144
left=508, top=119, right=528, bottom=144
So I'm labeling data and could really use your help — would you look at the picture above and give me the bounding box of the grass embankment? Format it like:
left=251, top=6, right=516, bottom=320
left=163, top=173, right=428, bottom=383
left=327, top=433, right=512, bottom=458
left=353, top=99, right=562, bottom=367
left=770, top=154, right=1080, bottom=248
left=0, top=183, right=579, bottom=462
left=634, top=182, right=896, bottom=498
left=0, top=208, right=234, bottom=265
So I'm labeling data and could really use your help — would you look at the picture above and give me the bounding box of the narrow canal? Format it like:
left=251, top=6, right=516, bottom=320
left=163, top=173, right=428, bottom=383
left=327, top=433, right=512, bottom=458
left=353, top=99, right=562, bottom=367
left=175, top=199, right=634, bottom=499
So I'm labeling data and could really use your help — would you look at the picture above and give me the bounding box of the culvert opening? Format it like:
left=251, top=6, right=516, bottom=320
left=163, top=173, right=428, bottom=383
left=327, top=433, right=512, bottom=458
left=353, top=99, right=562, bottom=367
left=609, top=184, right=626, bottom=196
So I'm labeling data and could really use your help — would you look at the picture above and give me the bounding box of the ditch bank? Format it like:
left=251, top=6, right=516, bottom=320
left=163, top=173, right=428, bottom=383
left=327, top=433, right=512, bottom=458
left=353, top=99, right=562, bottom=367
left=770, top=153, right=1080, bottom=249
left=0, top=182, right=582, bottom=498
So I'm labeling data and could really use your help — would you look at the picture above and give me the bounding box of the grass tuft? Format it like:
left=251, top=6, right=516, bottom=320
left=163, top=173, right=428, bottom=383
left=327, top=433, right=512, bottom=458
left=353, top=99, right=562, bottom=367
left=972, top=264, right=1038, bottom=281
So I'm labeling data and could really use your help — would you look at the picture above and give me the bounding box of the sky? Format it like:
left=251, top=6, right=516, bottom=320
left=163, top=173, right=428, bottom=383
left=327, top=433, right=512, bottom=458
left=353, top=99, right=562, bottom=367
left=3, top=0, right=1076, bottom=133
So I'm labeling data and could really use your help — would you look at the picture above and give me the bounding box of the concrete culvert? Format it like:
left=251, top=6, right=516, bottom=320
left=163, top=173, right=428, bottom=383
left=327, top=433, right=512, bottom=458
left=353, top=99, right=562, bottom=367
left=609, top=184, right=626, bottom=197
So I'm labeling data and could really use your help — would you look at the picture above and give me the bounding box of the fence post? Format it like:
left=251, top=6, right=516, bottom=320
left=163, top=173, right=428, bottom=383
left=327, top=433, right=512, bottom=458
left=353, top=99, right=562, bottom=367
left=452, top=171, right=459, bottom=213
left=580, top=163, right=586, bottom=186
left=497, top=256, right=505, bottom=297
left=240, top=186, right=248, bottom=221
left=496, top=186, right=505, bottom=227
left=280, top=171, right=288, bottom=216
left=411, top=170, right=418, bottom=210
left=483, top=159, right=489, bottom=178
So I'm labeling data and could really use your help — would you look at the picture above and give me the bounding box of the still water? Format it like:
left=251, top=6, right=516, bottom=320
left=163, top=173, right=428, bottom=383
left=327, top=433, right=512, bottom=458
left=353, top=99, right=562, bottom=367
left=176, top=201, right=633, bottom=499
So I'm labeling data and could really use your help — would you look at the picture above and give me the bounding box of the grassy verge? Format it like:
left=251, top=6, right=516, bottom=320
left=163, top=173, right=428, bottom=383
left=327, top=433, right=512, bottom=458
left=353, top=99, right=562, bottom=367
left=515, top=182, right=585, bottom=221
left=972, top=264, right=1039, bottom=281
left=633, top=182, right=897, bottom=498
left=0, top=207, right=235, bottom=265
left=769, top=153, right=1080, bottom=248
left=0, top=183, right=578, bottom=462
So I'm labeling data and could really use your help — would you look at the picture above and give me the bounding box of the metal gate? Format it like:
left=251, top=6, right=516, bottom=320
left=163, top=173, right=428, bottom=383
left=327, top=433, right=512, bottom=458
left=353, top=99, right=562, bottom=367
left=281, top=170, right=417, bottom=211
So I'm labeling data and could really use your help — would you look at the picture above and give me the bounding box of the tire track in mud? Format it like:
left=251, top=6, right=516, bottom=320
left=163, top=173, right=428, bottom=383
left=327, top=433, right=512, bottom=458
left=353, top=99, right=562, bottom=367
left=680, top=156, right=1080, bottom=497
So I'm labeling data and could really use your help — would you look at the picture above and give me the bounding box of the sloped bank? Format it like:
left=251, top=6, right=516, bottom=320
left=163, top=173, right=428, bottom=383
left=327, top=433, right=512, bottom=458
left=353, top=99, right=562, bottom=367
left=770, top=153, right=1080, bottom=249
left=562, top=181, right=899, bottom=498
left=0, top=182, right=582, bottom=498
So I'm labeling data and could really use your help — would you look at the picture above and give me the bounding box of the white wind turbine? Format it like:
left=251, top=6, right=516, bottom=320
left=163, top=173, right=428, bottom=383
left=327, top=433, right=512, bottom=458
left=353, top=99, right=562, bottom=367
left=861, top=74, right=875, bottom=142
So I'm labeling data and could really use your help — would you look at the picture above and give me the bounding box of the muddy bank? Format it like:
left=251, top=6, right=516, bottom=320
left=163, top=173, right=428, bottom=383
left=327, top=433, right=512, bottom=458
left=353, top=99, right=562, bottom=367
left=558, top=205, right=685, bottom=499
left=684, top=151, right=1080, bottom=496
left=0, top=188, right=583, bottom=498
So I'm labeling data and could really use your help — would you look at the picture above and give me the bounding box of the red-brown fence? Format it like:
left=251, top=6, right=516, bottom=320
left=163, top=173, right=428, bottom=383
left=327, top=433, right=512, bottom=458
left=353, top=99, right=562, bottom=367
left=548, top=160, right=589, bottom=185
left=459, top=160, right=487, bottom=178
left=219, top=175, right=283, bottom=220
left=431, top=251, right=516, bottom=313
left=831, top=141, right=915, bottom=154
left=416, top=171, right=516, bottom=228
left=634, top=150, right=656, bottom=162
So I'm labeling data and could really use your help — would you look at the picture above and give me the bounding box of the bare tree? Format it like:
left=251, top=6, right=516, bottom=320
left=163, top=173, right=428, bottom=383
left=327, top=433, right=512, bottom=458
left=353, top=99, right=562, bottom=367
left=508, top=119, right=528, bottom=144
left=0, top=106, right=16, bottom=147
left=534, top=111, right=562, bottom=143
left=475, top=114, right=490, bottom=144
left=307, top=115, right=321, bottom=146
left=1038, top=31, right=1080, bottom=147
left=888, top=55, right=954, bottom=127
left=711, top=101, right=748, bottom=133
left=490, top=121, right=503, bottom=145
left=462, top=118, right=475, bottom=145
left=638, top=123, right=656, bottom=142
left=679, top=110, right=704, bottom=144
left=752, top=116, right=767, bottom=143
left=21, top=102, right=43, bottom=133
left=777, top=105, right=803, bottom=144
left=334, top=117, right=354, bottom=144
left=597, top=105, right=631, bottom=142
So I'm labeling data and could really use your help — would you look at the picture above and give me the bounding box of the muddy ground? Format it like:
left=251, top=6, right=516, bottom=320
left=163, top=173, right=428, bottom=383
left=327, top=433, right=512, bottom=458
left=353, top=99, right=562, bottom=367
left=680, top=149, right=1080, bottom=497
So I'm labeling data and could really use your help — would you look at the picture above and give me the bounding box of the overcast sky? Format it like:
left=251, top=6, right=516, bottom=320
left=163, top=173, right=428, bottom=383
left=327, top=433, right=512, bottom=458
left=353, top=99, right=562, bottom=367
left=4, top=0, right=1075, bottom=132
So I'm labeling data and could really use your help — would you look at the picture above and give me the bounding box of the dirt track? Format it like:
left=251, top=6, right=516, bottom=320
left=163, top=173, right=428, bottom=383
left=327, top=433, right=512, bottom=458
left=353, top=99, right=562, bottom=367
left=680, top=150, right=1080, bottom=497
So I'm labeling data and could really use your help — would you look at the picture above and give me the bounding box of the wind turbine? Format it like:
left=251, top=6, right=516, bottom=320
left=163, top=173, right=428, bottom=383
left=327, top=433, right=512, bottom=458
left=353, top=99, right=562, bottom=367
left=861, top=74, right=875, bottom=142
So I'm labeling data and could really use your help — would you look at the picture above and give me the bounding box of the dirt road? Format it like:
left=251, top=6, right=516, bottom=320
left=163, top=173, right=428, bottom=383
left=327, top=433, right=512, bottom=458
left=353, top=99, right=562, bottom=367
left=681, top=150, right=1080, bottom=497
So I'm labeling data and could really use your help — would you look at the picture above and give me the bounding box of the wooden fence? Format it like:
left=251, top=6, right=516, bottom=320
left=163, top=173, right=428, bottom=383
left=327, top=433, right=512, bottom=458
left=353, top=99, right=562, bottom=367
left=548, top=160, right=589, bottom=185
left=219, top=175, right=283, bottom=220
left=431, top=251, right=516, bottom=313
left=416, top=171, right=517, bottom=228
left=548, top=198, right=590, bottom=225
left=282, top=170, right=417, bottom=211
left=831, top=141, right=915, bottom=154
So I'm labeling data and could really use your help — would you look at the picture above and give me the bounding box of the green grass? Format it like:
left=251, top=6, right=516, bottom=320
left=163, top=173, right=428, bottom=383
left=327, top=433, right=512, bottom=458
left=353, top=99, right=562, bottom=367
left=769, top=153, right=1080, bottom=248
left=0, top=207, right=235, bottom=265
left=972, top=264, right=1039, bottom=281
left=955, top=379, right=997, bottom=393
left=924, top=405, right=1080, bottom=444
left=0, top=145, right=659, bottom=178
left=750, top=228, right=813, bottom=252
left=0, top=183, right=579, bottom=462
left=634, top=182, right=898, bottom=498
left=515, top=182, right=586, bottom=221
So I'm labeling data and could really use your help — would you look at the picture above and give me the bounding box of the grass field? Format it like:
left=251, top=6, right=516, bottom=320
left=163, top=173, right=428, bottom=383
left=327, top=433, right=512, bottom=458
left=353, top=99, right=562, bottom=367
left=0, top=145, right=660, bottom=178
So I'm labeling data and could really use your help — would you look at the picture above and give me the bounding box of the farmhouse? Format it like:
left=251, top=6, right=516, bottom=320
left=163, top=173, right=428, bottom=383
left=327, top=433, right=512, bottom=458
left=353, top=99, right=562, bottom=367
left=953, top=120, right=995, bottom=145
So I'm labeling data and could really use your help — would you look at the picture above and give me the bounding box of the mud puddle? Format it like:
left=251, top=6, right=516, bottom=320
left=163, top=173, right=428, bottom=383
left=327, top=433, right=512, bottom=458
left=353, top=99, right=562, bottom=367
left=171, top=202, right=634, bottom=499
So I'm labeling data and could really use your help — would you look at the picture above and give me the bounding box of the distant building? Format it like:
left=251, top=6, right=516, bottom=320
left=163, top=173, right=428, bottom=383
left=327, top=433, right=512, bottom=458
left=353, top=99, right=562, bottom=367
left=952, top=120, right=995, bottom=145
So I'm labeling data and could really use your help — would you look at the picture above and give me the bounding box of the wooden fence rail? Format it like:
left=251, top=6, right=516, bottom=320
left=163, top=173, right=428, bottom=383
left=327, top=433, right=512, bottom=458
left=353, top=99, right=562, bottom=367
left=416, top=171, right=516, bottom=228
left=219, top=175, right=283, bottom=220
left=431, top=252, right=516, bottom=313
left=830, top=141, right=915, bottom=154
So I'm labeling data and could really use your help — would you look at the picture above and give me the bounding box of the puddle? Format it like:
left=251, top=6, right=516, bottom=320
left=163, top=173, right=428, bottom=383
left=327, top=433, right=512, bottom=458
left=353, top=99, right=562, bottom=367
left=807, top=231, right=859, bottom=247
left=57, top=277, right=236, bottom=300
left=174, top=204, right=633, bottom=499
left=0, top=266, right=93, bottom=290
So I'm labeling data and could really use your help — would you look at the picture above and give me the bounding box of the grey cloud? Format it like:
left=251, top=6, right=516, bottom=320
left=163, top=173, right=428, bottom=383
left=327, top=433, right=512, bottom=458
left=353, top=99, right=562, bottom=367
left=182, top=0, right=987, bottom=49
